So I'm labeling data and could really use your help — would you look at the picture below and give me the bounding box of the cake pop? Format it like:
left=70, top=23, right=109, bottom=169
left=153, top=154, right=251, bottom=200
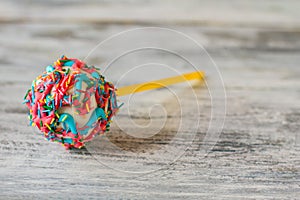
left=23, top=55, right=204, bottom=149
left=23, top=55, right=120, bottom=149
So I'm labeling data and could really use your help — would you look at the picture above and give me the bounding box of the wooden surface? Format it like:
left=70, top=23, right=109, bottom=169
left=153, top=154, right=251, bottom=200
left=0, top=1, right=300, bottom=199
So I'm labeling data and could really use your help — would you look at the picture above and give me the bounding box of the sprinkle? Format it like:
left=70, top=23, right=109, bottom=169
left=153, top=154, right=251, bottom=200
left=58, top=89, right=64, bottom=96
left=55, top=113, right=60, bottom=119
left=23, top=99, right=30, bottom=104
left=67, top=75, right=71, bottom=85
left=31, top=85, right=35, bottom=102
left=61, top=115, right=68, bottom=122
left=83, top=97, right=89, bottom=102
left=37, top=104, right=41, bottom=118
left=45, top=124, right=51, bottom=130
left=23, top=89, right=30, bottom=100
left=86, top=103, right=90, bottom=112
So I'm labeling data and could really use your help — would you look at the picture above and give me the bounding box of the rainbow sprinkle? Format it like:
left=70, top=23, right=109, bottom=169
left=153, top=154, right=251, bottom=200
left=23, top=55, right=120, bottom=149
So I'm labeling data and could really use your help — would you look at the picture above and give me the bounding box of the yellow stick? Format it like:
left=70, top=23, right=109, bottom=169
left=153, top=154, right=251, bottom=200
left=116, top=71, right=205, bottom=96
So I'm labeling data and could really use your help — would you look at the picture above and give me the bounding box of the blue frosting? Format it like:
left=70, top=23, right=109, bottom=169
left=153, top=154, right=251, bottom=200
left=59, top=107, right=106, bottom=136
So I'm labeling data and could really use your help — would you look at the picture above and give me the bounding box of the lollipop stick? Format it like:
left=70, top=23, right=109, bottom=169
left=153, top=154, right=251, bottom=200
left=116, top=71, right=205, bottom=96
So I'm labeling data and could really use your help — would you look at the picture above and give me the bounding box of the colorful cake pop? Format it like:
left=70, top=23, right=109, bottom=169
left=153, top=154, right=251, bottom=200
left=24, top=55, right=205, bottom=150
left=23, top=56, right=120, bottom=149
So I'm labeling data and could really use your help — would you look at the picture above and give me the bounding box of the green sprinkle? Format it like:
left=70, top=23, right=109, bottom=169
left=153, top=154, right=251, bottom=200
left=83, top=97, right=89, bottom=102
left=43, top=105, right=51, bottom=109
left=23, top=89, right=30, bottom=100
left=65, top=68, right=70, bottom=75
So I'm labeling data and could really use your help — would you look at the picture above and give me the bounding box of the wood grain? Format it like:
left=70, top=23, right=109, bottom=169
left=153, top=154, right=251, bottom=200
left=0, top=1, right=299, bottom=199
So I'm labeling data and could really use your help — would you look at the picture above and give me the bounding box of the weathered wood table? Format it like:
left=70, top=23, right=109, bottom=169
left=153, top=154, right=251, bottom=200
left=0, top=1, right=299, bottom=199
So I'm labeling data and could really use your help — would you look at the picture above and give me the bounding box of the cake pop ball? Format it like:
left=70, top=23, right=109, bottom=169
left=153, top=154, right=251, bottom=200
left=23, top=56, right=120, bottom=149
